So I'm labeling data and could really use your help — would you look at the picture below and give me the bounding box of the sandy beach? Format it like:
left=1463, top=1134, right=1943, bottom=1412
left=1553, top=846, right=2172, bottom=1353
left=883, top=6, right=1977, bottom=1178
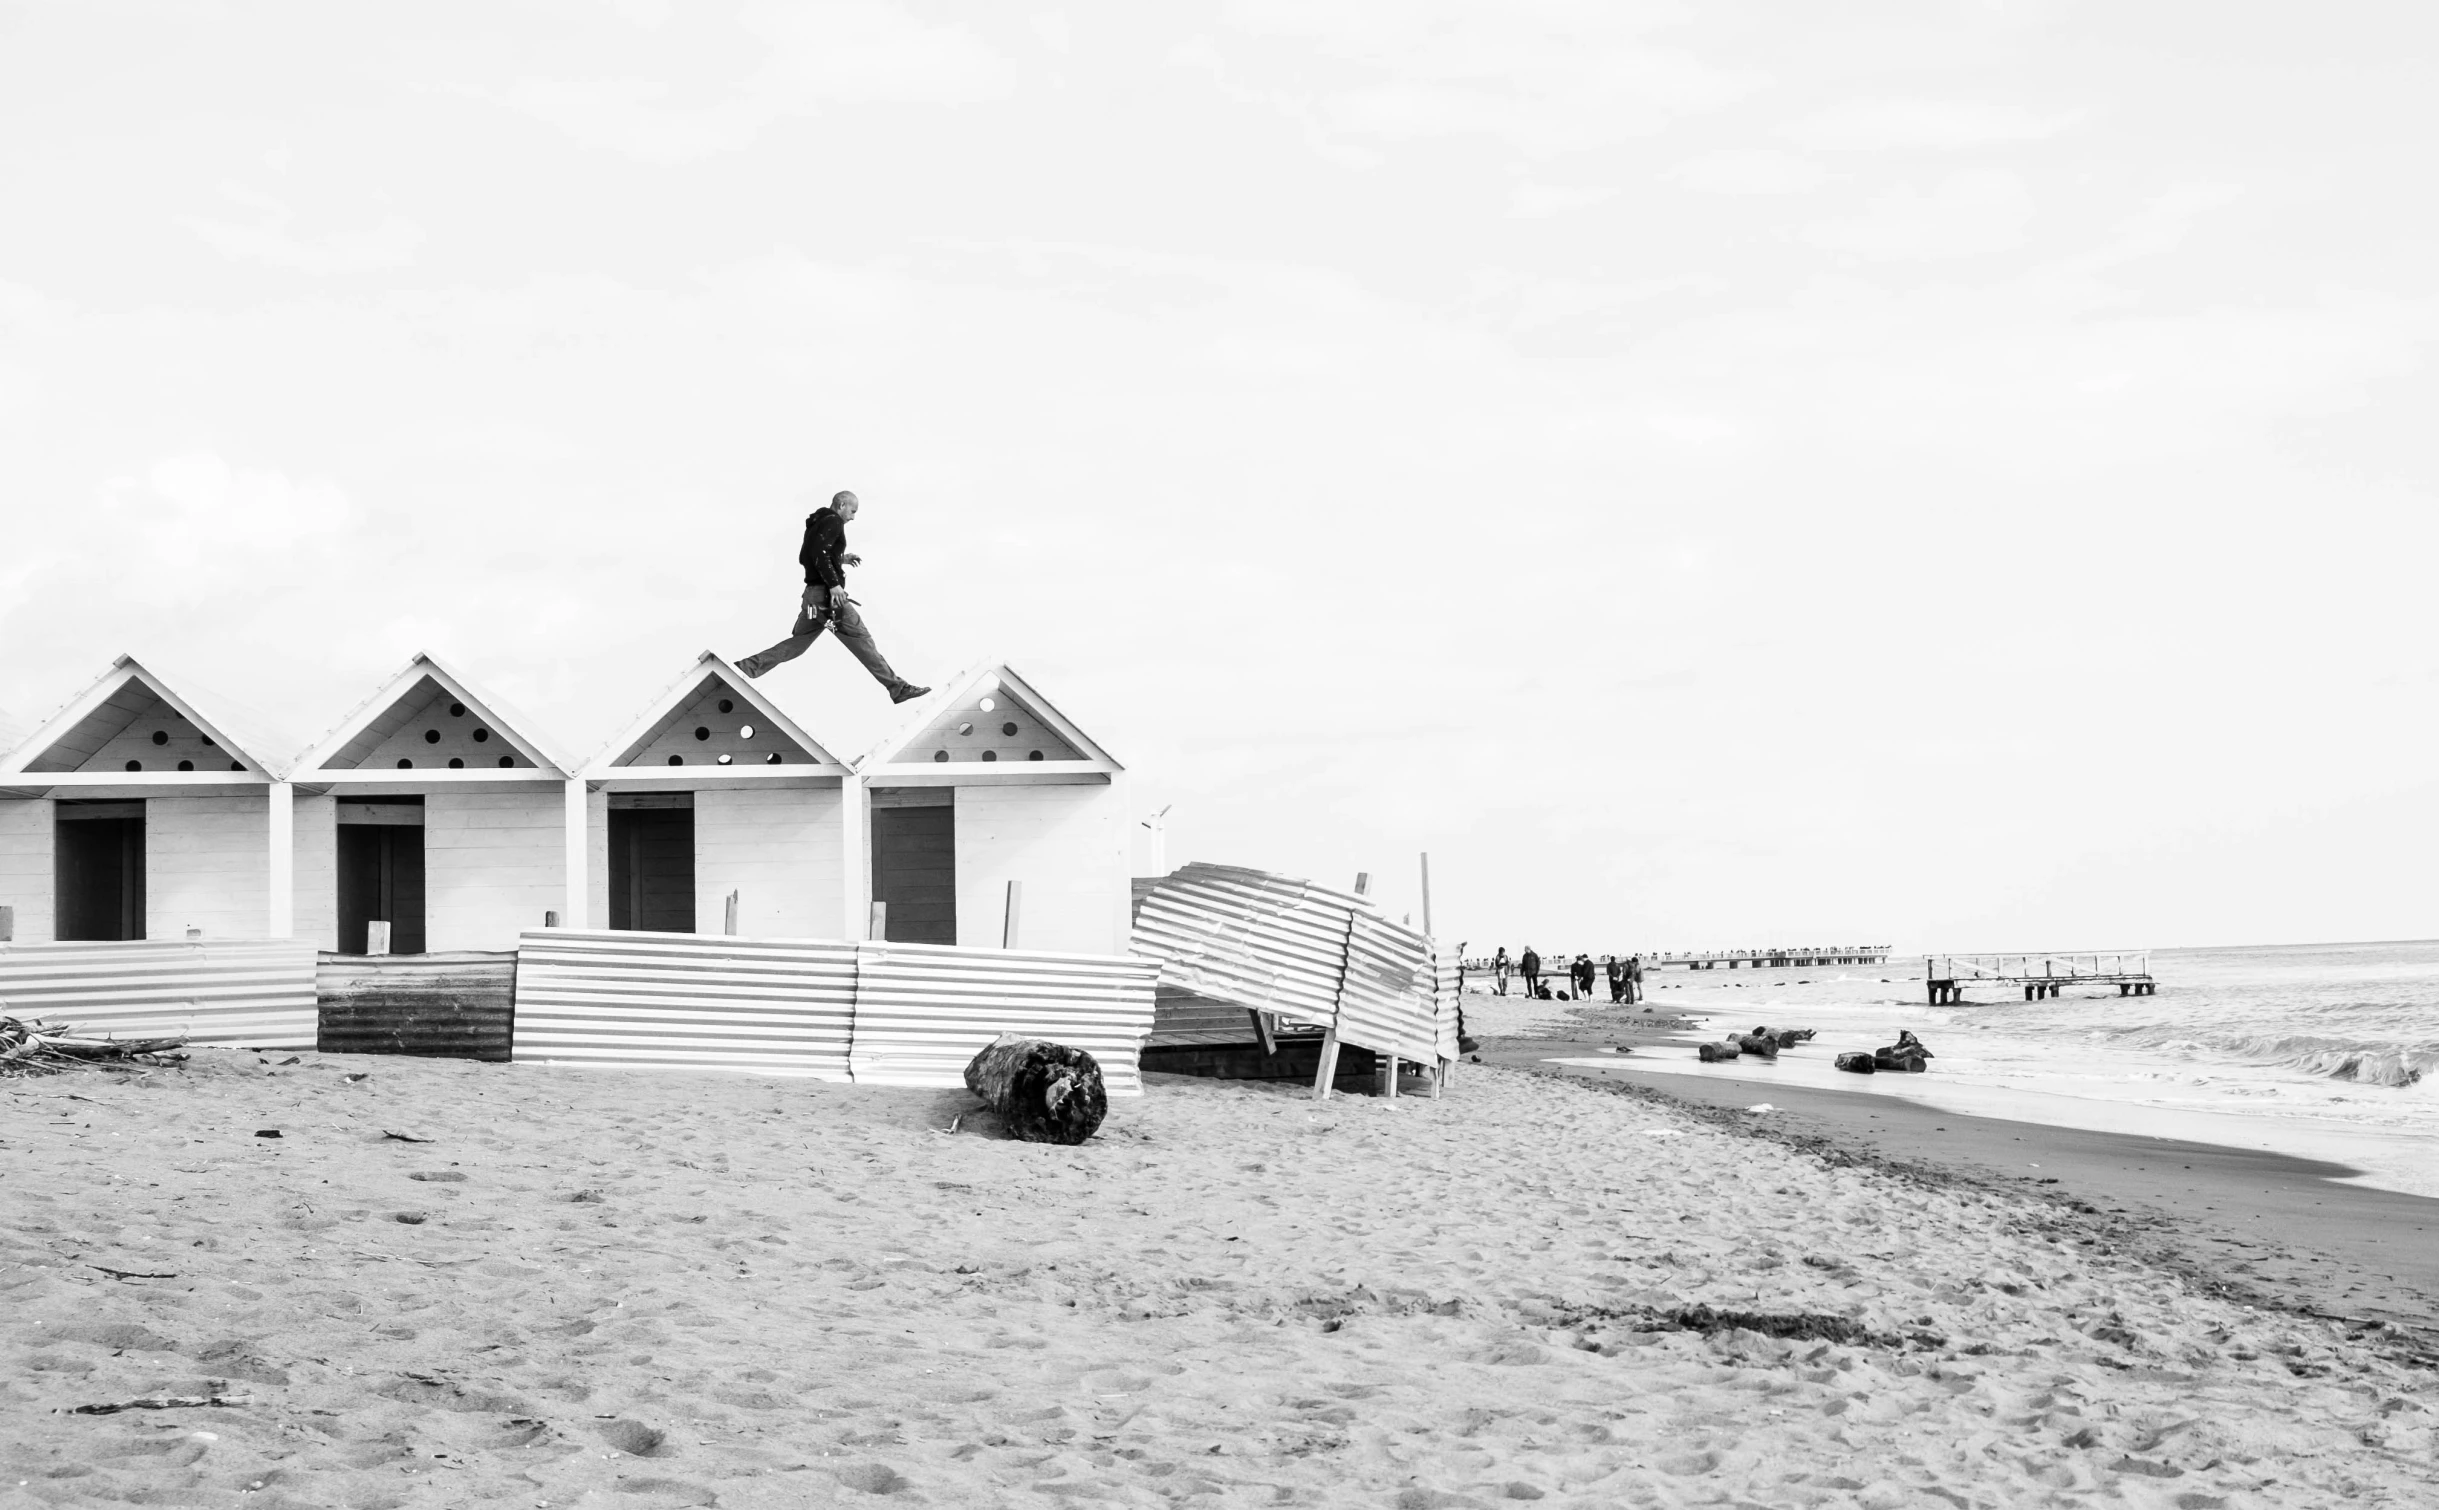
left=7, top=1044, right=2439, bottom=1509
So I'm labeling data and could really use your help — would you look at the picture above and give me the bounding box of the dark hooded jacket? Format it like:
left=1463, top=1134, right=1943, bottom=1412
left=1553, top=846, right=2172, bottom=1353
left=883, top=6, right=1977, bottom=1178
left=799, top=507, right=849, bottom=590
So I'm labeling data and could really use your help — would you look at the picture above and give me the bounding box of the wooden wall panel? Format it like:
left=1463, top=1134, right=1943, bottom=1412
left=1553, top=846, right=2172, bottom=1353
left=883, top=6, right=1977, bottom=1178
left=0, top=799, right=56, bottom=943
left=146, top=794, right=269, bottom=941
left=952, top=783, right=1126, bottom=956
left=291, top=794, right=338, bottom=951
left=695, top=785, right=844, bottom=940
left=424, top=789, right=565, bottom=951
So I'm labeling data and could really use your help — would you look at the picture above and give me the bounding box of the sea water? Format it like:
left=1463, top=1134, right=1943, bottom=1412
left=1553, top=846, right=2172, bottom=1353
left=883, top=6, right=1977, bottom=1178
left=1582, top=938, right=2439, bottom=1198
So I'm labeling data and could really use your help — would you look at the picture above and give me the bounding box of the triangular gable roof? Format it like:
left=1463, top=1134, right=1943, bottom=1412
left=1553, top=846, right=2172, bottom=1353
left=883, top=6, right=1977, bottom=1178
left=583, top=651, right=846, bottom=776
left=0, top=706, right=29, bottom=763
left=0, top=655, right=287, bottom=779
left=856, top=661, right=1121, bottom=773
left=289, top=652, right=570, bottom=778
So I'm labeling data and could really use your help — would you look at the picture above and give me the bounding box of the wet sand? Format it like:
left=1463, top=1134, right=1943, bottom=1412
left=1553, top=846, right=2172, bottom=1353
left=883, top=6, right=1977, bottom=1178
left=1484, top=1016, right=2439, bottom=1334
left=6, top=1045, right=2439, bottom=1507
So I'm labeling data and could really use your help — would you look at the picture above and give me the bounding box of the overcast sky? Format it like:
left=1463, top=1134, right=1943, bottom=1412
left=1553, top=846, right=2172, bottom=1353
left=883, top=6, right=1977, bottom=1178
left=3, top=1, right=2434, bottom=952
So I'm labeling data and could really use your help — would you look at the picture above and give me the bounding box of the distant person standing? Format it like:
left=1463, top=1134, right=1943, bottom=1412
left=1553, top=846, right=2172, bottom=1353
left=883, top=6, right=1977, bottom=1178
left=1519, top=946, right=1541, bottom=999
left=735, top=489, right=931, bottom=702
left=1627, top=953, right=1646, bottom=1005
left=1606, top=954, right=1627, bottom=1004
left=1572, top=953, right=1594, bottom=1000
left=1493, top=946, right=1512, bottom=997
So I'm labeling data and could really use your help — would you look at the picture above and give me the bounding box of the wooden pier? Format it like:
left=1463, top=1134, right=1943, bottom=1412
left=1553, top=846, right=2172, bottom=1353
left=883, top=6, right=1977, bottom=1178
left=1664, top=946, right=1891, bottom=970
left=1926, top=952, right=2153, bottom=1005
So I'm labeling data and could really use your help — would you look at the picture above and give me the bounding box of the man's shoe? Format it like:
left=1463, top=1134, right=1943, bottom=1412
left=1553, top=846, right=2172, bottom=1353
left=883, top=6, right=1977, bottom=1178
left=890, top=683, right=931, bottom=704
left=737, top=658, right=766, bottom=680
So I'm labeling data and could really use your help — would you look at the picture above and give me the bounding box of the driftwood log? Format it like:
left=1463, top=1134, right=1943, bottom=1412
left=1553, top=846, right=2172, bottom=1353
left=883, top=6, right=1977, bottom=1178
left=1696, top=1040, right=1742, bottom=1063
left=962, top=1034, right=1108, bottom=1145
left=1833, top=1051, right=1877, bottom=1074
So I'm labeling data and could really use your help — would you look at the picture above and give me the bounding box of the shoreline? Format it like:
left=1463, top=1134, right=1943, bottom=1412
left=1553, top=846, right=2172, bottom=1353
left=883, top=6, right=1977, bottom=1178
left=1482, top=1014, right=2439, bottom=1337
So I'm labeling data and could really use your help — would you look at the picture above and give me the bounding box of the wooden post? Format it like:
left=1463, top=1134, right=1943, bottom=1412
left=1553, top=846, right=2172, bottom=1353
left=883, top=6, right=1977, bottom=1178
left=1353, top=871, right=1370, bottom=896
left=1002, top=879, right=1023, bottom=949
left=723, top=889, right=739, bottom=936
left=840, top=772, right=866, bottom=943
left=1378, top=1052, right=1400, bottom=1098
left=868, top=900, right=888, bottom=941
left=1311, top=1026, right=1342, bottom=1102
left=265, top=780, right=293, bottom=939
left=1418, top=851, right=1432, bottom=935
left=1249, top=1009, right=1277, bottom=1055
left=561, top=778, right=590, bottom=931
left=366, top=920, right=391, bottom=956
left=0, top=904, right=14, bottom=942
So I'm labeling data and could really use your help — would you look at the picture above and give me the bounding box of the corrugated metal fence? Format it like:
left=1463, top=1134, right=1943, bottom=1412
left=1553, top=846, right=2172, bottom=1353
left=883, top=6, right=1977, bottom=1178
left=0, top=938, right=318, bottom=1049
left=317, top=952, right=516, bottom=1062
left=1130, top=863, right=1456, bottom=1073
left=849, top=941, right=1156, bottom=1094
left=511, top=930, right=858, bottom=1078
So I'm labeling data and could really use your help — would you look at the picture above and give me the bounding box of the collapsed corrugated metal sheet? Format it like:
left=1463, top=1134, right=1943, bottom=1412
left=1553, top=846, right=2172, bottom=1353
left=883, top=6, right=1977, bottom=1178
left=1432, top=943, right=1463, bottom=1062
left=1128, top=864, right=1351, bottom=1029
left=848, top=941, right=1157, bottom=1095
left=317, top=952, right=516, bottom=1062
left=510, top=929, right=857, bottom=1078
left=0, top=939, right=317, bottom=1049
left=1336, top=910, right=1442, bottom=1064
left=1130, top=862, right=1454, bottom=1071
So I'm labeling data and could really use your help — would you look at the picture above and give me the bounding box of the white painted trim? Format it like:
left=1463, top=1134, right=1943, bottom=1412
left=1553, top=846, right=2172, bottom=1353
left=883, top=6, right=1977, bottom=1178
left=18, top=770, right=272, bottom=787
left=266, top=781, right=294, bottom=939
left=0, top=655, right=290, bottom=780
left=852, top=661, right=1124, bottom=774
left=288, top=651, right=572, bottom=779
left=581, top=650, right=848, bottom=778
left=840, top=771, right=866, bottom=942
left=563, top=777, right=590, bottom=931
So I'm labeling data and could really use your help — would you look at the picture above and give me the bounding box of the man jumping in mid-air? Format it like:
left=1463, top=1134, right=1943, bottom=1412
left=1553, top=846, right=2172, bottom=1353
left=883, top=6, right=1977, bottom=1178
left=736, top=489, right=930, bottom=702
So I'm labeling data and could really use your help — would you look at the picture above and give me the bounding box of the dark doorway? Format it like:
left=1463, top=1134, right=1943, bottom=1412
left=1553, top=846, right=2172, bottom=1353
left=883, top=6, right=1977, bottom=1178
left=55, top=801, right=145, bottom=941
left=871, top=796, right=955, bottom=945
left=337, top=799, right=426, bottom=954
left=609, top=798, right=695, bottom=933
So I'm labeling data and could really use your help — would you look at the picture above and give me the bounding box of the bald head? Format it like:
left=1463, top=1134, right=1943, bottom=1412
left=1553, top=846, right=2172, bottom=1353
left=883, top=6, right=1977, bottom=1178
left=829, top=489, right=860, bottom=520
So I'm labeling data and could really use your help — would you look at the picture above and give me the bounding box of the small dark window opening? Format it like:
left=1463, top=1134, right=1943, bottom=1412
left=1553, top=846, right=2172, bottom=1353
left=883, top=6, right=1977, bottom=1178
left=1028, top=751, right=1044, bottom=761
left=150, top=730, right=168, bottom=746
left=981, top=750, right=998, bottom=763
left=497, top=755, right=514, bottom=768
left=933, top=750, right=949, bottom=763
left=397, top=758, right=413, bottom=769
left=228, top=761, right=243, bottom=772
left=449, top=702, right=466, bottom=717
left=202, top=736, right=216, bottom=748
left=765, top=752, right=783, bottom=765
left=448, top=757, right=465, bottom=769
left=693, top=726, right=710, bottom=741
left=124, top=760, right=141, bottom=771
left=667, top=755, right=684, bottom=766
left=177, top=760, right=194, bottom=771
left=718, top=698, right=735, bottom=714
left=424, top=729, right=440, bottom=744
left=473, top=728, right=490, bottom=743
left=1001, top=722, right=1018, bottom=737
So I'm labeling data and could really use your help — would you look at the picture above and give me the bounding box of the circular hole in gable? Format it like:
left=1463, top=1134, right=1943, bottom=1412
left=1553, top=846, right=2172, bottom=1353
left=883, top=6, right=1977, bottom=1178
left=765, top=752, right=783, bottom=765
left=150, top=730, right=168, bottom=746
left=933, top=750, right=949, bottom=763
left=716, top=754, right=734, bottom=766
left=1028, top=750, right=1043, bottom=761
left=1001, top=722, right=1018, bottom=737
left=448, top=757, right=465, bottom=769
left=978, top=697, right=996, bottom=712
left=957, top=722, right=973, bottom=735
left=739, top=724, right=756, bottom=740
left=718, top=698, right=735, bottom=714
left=981, top=749, right=998, bottom=763
left=177, top=760, right=194, bottom=771
left=450, top=702, right=466, bottom=717
left=473, top=728, right=490, bottom=743
left=424, top=729, right=441, bottom=744
left=694, top=726, right=710, bottom=741
left=496, top=755, right=513, bottom=768
left=667, top=755, right=684, bottom=766
left=397, top=759, right=413, bottom=769
left=202, top=736, right=216, bottom=748
left=229, top=761, right=244, bottom=771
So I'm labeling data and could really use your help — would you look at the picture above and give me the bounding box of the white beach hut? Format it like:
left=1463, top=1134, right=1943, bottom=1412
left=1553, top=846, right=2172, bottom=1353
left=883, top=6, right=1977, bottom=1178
left=577, top=652, right=853, bottom=939
left=0, top=656, right=295, bottom=943
left=285, top=653, right=575, bottom=953
left=850, top=663, right=1130, bottom=956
